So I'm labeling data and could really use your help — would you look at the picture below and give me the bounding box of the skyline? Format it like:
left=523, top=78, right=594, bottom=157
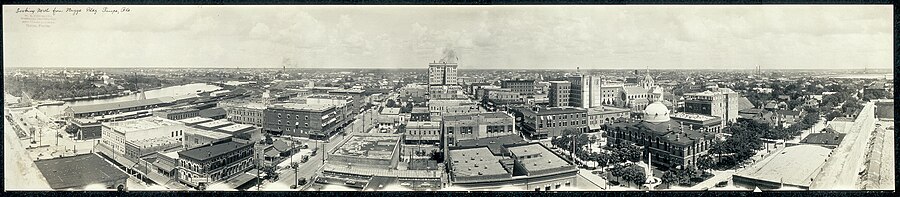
left=3, top=5, right=893, bottom=70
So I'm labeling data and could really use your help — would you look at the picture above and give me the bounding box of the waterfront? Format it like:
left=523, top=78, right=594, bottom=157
left=819, top=73, right=893, bottom=80
left=35, top=83, right=221, bottom=117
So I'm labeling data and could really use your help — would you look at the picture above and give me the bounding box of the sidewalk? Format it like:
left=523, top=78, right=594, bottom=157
left=577, top=169, right=608, bottom=190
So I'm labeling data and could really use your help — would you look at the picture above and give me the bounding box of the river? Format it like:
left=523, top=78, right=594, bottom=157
left=821, top=73, right=893, bottom=80
left=36, top=83, right=222, bottom=117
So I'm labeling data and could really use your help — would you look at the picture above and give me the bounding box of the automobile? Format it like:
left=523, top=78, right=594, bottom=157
left=715, top=181, right=728, bottom=187
left=400, top=182, right=412, bottom=186
left=345, top=180, right=357, bottom=185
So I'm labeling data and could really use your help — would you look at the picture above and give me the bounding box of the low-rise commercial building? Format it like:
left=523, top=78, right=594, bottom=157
left=263, top=102, right=345, bottom=140
left=443, top=112, right=516, bottom=145
left=669, top=112, right=724, bottom=133
left=447, top=143, right=578, bottom=191
left=219, top=99, right=266, bottom=127
left=177, top=141, right=255, bottom=188
left=512, top=106, right=588, bottom=140
left=501, top=79, right=536, bottom=95
left=153, top=106, right=201, bottom=120
left=403, top=121, right=442, bottom=144
left=586, top=106, right=630, bottom=131
left=327, top=133, right=402, bottom=169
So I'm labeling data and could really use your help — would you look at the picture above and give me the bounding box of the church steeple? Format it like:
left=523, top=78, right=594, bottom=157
left=640, top=66, right=655, bottom=89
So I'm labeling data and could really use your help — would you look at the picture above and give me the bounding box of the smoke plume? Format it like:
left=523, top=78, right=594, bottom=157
left=438, top=47, right=458, bottom=64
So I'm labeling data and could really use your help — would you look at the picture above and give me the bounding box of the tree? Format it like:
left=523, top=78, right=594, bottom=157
left=608, top=142, right=643, bottom=163
left=429, top=151, right=444, bottom=163
left=696, top=155, right=716, bottom=173
left=64, top=124, right=78, bottom=135
left=610, top=164, right=628, bottom=183
left=862, top=89, right=889, bottom=101
left=661, top=170, right=679, bottom=188
left=386, top=99, right=398, bottom=108
left=264, top=134, right=274, bottom=144
left=621, top=164, right=647, bottom=187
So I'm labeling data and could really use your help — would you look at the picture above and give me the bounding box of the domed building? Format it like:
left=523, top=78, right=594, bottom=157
left=643, top=101, right=671, bottom=123
left=611, top=69, right=668, bottom=117
left=607, top=97, right=718, bottom=169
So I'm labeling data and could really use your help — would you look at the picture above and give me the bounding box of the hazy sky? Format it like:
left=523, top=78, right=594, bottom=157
left=3, top=5, right=892, bottom=69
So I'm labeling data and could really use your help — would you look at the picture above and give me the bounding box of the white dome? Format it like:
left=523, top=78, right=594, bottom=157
left=643, top=101, right=670, bottom=123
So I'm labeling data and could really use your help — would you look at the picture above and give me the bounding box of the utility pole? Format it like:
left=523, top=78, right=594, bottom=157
left=256, top=140, right=260, bottom=191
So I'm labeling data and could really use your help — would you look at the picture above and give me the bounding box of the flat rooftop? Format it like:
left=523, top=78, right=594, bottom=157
left=179, top=141, right=251, bottom=161
left=587, top=106, right=630, bottom=115
left=34, top=154, right=129, bottom=189
left=129, top=137, right=182, bottom=148
left=670, top=112, right=720, bottom=122
left=67, top=97, right=175, bottom=114
left=406, top=121, right=441, bottom=129
left=381, top=108, right=401, bottom=115
left=195, top=119, right=233, bottom=129
left=517, top=106, right=586, bottom=116
left=179, top=117, right=215, bottom=125
left=271, top=103, right=335, bottom=112
left=104, top=117, right=182, bottom=134
left=449, top=147, right=509, bottom=178
left=685, top=90, right=718, bottom=97
left=332, top=135, right=400, bottom=160
left=328, top=89, right=366, bottom=94
left=734, top=144, right=832, bottom=187
left=220, top=99, right=267, bottom=109
left=800, top=133, right=846, bottom=146
left=303, top=97, right=350, bottom=106
left=217, top=124, right=255, bottom=133
left=443, top=112, right=512, bottom=122
left=506, top=143, right=572, bottom=174
left=185, top=127, right=232, bottom=140
left=455, top=135, right=526, bottom=155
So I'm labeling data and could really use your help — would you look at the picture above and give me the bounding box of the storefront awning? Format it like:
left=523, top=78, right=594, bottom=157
left=222, top=172, right=258, bottom=189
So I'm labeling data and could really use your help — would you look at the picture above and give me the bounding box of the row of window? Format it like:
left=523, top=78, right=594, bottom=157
left=538, top=120, right=586, bottom=128
left=409, top=129, right=440, bottom=136
left=533, top=181, right=572, bottom=191
left=180, top=148, right=253, bottom=174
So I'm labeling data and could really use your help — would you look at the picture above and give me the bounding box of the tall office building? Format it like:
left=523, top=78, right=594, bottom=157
left=548, top=81, right=571, bottom=107
left=683, top=87, right=740, bottom=125
left=428, top=62, right=458, bottom=86
left=567, top=74, right=602, bottom=108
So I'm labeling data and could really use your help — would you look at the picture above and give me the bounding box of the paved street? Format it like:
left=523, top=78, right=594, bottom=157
left=258, top=108, right=374, bottom=190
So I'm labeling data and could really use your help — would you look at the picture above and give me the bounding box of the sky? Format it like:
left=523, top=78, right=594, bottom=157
left=2, top=5, right=892, bottom=70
